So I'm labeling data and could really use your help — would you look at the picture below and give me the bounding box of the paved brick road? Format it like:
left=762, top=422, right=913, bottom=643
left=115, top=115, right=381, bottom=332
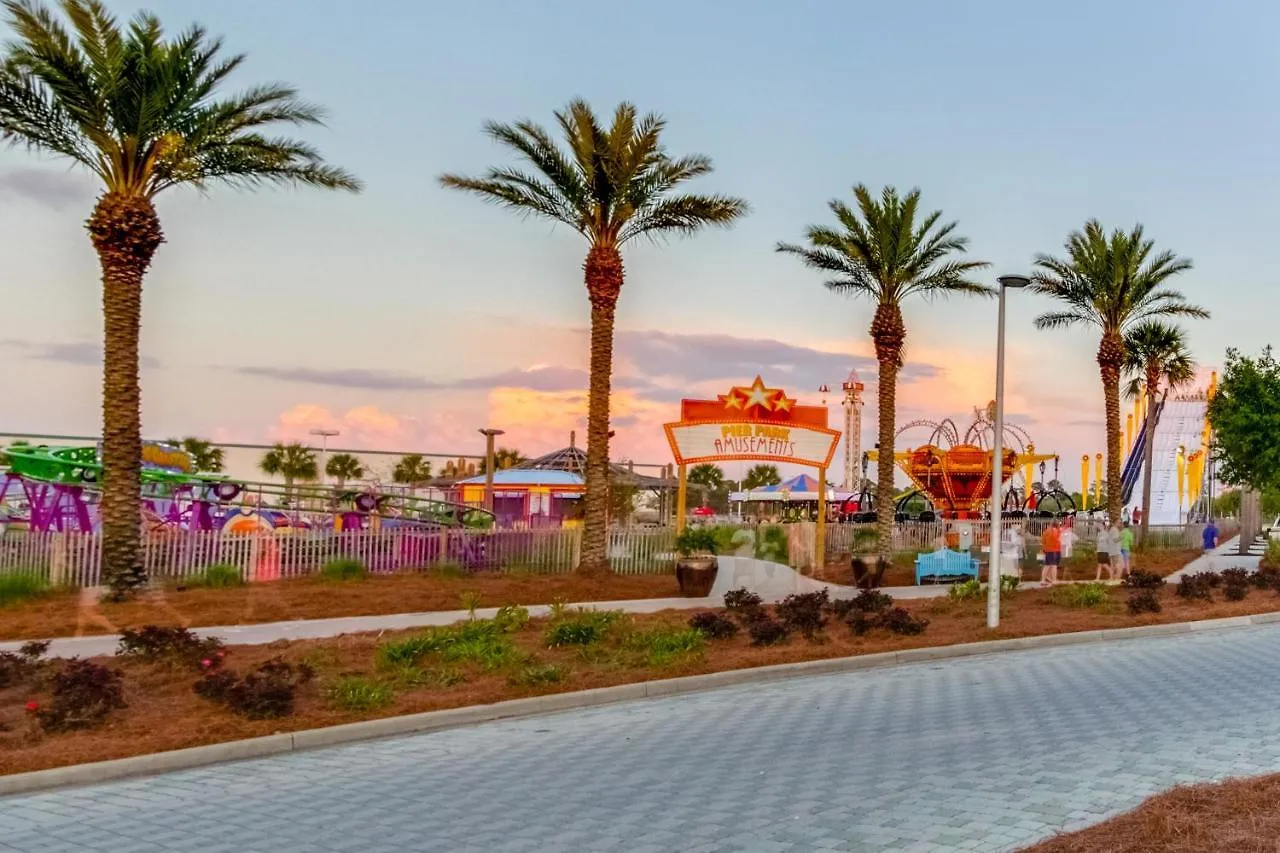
left=5, top=625, right=1280, bottom=852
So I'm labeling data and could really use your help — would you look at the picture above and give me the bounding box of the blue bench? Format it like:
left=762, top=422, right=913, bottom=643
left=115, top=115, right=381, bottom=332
left=915, top=548, right=979, bottom=585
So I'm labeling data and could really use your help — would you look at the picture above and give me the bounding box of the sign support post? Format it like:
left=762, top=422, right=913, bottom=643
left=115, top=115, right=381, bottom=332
left=675, top=464, right=688, bottom=534
left=815, top=465, right=827, bottom=575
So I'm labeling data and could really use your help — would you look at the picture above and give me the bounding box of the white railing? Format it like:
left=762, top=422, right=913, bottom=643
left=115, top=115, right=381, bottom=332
left=0, top=525, right=676, bottom=587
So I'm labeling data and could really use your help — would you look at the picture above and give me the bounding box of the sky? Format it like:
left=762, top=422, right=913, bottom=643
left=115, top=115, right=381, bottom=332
left=0, top=0, right=1274, bottom=486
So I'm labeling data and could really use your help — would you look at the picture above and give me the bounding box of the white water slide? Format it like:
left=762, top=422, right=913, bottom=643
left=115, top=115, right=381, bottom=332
left=1123, top=398, right=1208, bottom=524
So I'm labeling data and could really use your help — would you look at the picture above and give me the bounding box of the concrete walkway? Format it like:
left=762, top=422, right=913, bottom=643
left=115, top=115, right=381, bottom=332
left=6, top=622, right=1280, bottom=851
left=1165, top=535, right=1260, bottom=579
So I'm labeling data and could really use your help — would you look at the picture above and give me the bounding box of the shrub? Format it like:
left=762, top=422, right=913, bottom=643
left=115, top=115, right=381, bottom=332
left=36, top=659, right=126, bottom=731
left=544, top=610, right=623, bottom=648
left=1127, top=588, right=1162, bottom=615
left=0, top=573, right=48, bottom=607
left=747, top=617, right=790, bottom=647
left=849, top=589, right=894, bottom=613
left=674, top=525, right=719, bottom=556
left=687, top=611, right=739, bottom=639
left=879, top=607, right=929, bottom=636
left=1221, top=568, right=1251, bottom=601
left=494, top=605, right=530, bottom=632
left=319, top=558, right=367, bottom=582
left=1000, top=574, right=1021, bottom=594
left=949, top=579, right=982, bottom=601
left=1176, top=574, right=1214, bottom=601
left=1253, top=565, right=1280, bottom=590
left=194, top=657, right=314, bottom=719
left=723, top=587, right=763, bottom=614
left=509, top=663, right=568, bottom=687
left=193, top=563, right=243, bottom=589
left=1261, top=539, right=1280, bottom=572
left=117, top=626, right=226, bottom=671
left=1048, top=583, right=1110, bottom=608
left=846, top=610, right=876, bottom=636
left=326, top=675, right=395, bottom=711
left=775, top=590, right=829, bottom=638
left=754, top=525, right=790, bottom=563
left=378, top=619, right=520, bottom=670
left=623, top=626, right=705, bottom=666
left=0, top=640, right=48, bottom=689
left=1122, top=570, right=1165, bottom=590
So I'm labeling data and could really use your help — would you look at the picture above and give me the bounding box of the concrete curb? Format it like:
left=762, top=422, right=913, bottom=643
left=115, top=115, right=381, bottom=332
left=4, top=611, right=1278, bottom=798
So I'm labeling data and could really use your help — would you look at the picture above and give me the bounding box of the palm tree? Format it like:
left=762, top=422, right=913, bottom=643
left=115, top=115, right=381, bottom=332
left=325, top=453, right=365, bottom=489
left=392, top=454, right=433, bottom=494
left=440, top=100, right=748, bottom=574
left=1032, top=220, right=1206, bottom=524
left=688, top=463, right=726, bottom=490
left=259, top=442, right=317, bottom=504
left=168, top=437, right=223, bottom=473
left=1123, top=321, right=1196, bottom=539
left=777, top=185, right=991, bottom=556
left=479, top=447, right=527, bottom=474
left=742, top=464, right=782, bottom=491
left=0, top=1, right=359, bottom=596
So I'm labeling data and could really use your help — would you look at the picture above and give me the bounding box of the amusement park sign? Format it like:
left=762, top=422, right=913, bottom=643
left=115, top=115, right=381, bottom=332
left=663, top=377, right=840, bottom=469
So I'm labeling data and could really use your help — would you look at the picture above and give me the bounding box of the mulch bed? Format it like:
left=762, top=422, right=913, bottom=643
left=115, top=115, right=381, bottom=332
left=1023, top=773, right=1280, bottom=852
left=3, top=578, right=1277, bottom=777
left=0, top=572, right=681, bottom=641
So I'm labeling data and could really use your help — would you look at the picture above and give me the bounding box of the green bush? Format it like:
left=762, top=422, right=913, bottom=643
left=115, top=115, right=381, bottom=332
left=949, top=579, right=982, bottom=601
left=622, top=626, right=705, bottom=666
left=509, top=663, right=568, bottom=687
left=754, top=525, right=790, bottom=563
left=327, top=675, right=396, bottom=711
left=1048, top=583, right=1110, bottom=608
left=320, top=558, right=367, bottom=581
left=1000, top=574, right=1021, bottom=594
left=545, top=609, right=624, bottom=647
left=1261, top=540, right=1280, bottom=572
left=193, top=564, right=243, bottom=589
left=378, top=618, right=519, bottom=670
left=0, top=573, right=48, bottom=607
left=675, top=525, right=720, bottom=556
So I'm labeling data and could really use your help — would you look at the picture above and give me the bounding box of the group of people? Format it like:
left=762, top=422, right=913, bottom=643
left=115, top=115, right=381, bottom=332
left=1036, top=518, right=1133, bottom=585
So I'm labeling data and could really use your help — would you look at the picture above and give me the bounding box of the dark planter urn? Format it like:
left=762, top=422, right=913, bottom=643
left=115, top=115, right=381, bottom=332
left=676, top=555, right=719, bottom=597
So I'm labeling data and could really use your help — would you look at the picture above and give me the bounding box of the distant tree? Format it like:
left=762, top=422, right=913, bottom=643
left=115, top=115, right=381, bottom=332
left=259, top=442, right=318, bottom=502
left=440, top=458, right=477, bottom=479
left=392, top=454, right=433, bottom=493
left=742, top=464, right=782, bottom=490
left=168, top=437, right=224, bottom=473
left=1208, top=347, right=1280, bottom=495
left=325, top=453, right=365, bottom=488
left=479, top=447, right=527, bottom=474
left=609, top=480, right=638, bottom=525
left=688, top=464, right=726, bottom=490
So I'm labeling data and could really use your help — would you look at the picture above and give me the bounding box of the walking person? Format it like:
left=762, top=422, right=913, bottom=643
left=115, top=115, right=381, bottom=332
left=1095, top=523, right=1118, bottom=582
left=1202, top=518, right=1219, bottom=554
left=1040, top=519, right=1062, bottom=585
left=1120, top=521, right=1135, bottom=576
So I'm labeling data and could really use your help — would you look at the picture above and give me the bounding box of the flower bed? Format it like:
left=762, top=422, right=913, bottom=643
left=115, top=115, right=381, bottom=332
left=4, top=569, right=1280, bottom=778
left=0, top=571, right=681, bottom=642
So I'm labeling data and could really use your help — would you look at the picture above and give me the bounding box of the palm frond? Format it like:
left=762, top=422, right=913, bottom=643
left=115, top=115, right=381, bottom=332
left=1034, top=309, right=1096, bottom=331
left=618, top=193, right=746, bottom=243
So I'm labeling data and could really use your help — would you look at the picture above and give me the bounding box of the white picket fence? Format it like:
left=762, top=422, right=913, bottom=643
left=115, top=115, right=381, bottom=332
left=0, top=525, right=678, bottom=587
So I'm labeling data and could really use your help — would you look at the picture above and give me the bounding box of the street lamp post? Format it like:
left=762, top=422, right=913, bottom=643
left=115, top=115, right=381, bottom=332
left=310, top=428, right=339, bottom=486
left=478, top=428, right=505, bottom=512
left=988, top=274, right=1030, bottom=629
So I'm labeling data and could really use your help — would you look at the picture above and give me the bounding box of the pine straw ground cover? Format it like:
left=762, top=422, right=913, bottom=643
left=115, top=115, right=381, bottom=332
left=0, top=571, right=681, bottom=641
left=4, top=571, right=1280, bottom=777
left=1023, top=774, right=1280, bottom=852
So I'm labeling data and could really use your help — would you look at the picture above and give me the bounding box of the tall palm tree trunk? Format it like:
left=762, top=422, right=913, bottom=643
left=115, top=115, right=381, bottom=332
left=579, top=245, right=623, bottom=575
left=870, top=303, right=905, bottom=560
left=1138, top=367, right=1160, bottom=541
left=88, top=193, right=163, bottom=598
left=1098, top=331, right=1125, bottom=525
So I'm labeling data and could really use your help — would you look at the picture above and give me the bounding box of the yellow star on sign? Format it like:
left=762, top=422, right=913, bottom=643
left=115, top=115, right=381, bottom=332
left=772, top=393, right=795, bottom=413
left=741, top=376, right=777, bottom=411
left=718, top=389, right=745, bottom=409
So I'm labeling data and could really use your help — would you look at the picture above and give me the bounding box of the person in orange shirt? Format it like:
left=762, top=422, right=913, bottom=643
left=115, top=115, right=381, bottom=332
left=1040, top=520, right=1063, bottom=585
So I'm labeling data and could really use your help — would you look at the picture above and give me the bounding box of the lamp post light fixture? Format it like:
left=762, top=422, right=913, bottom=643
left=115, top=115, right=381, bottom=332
left=310, top=428, right=339, bottom=486
left=988, top=274, right=1031, bottom=629
left=478, top=428, right=505, bottom=512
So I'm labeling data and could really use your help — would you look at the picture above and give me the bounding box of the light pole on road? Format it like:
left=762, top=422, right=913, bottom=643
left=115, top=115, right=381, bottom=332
left=310, top=428, right=339, bottom=486
left=988, top=274, right=1030, bottom=629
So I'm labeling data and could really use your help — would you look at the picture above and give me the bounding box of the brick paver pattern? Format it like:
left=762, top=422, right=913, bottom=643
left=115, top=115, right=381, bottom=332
left=5, top=625, right=1280, bottom=852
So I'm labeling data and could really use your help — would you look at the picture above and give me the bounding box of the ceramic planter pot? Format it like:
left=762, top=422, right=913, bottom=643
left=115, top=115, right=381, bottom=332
left=675, top=555, right=719, bottom=597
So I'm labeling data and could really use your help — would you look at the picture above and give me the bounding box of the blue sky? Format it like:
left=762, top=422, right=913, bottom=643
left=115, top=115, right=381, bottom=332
left=0, top=0, right=1272, bottom=482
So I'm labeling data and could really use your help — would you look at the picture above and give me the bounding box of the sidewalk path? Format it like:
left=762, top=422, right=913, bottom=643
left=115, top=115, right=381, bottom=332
left=6, top=622, right=1280, bottom=851
left=1165, top=535, right=1260, bottom=580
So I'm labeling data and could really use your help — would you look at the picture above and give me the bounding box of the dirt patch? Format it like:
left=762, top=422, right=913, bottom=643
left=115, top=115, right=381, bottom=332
left=1023, top=773, right=1280, bottom=852
left=3, top=579, right=1278, bottom=777
left=0, top=572, right=681, bottom=641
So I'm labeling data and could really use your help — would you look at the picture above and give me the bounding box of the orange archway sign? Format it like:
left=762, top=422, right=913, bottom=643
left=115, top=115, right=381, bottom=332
left=664, top=377, right=840, bottom=569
